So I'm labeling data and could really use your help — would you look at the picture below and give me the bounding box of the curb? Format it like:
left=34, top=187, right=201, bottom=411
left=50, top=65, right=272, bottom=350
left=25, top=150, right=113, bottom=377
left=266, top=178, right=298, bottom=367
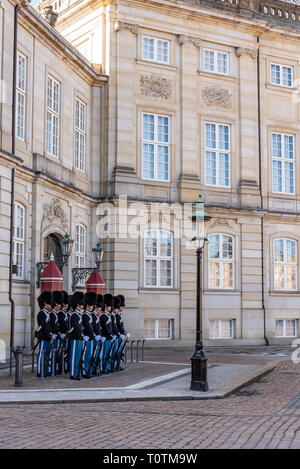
left=0, top=362, right=277, bottom=405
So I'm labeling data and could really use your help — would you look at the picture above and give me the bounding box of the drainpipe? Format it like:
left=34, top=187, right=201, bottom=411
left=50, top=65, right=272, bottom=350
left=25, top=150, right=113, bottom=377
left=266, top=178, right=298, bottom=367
left=8, top=3, right=20, bottom=375
left=12, top=3, right=19, bottom=156
left=257, top=37, right=269, bottom=346
left=9, top=168, right=15, bottom=375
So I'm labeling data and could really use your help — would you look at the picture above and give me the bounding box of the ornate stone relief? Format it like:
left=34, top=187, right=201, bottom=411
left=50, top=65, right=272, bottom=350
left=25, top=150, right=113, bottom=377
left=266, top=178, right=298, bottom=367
left=235, top=47, right=258, bottom=59
left=41, top=6, right=58, bottom=27
left=202, top=85, right=232, bottom=109
left=210, top=218, right=235, bottom=230
left=140, top=73, right=172, bottom=100
left=114, top=20, right=139, bottom=34
left=41, top=198, right=67, bottom=229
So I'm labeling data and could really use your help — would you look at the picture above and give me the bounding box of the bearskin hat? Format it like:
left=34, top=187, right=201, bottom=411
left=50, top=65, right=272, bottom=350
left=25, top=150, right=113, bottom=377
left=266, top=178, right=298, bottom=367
left=97, top=294, right=103, bottom=308
left=52, top=290, right=64, bottom=307
left=38, top=291, right=53, bottom=310
left=113, top=296, right=121, bottom=309
left=103, top=293, right=113, bottom=307
left=118, top=294, right=125, bottom=307
left=70, top=291, right=85, bottom=309
left=85, top=292, right=97, bottom=307
left=61, top=290, right=69, bottom=306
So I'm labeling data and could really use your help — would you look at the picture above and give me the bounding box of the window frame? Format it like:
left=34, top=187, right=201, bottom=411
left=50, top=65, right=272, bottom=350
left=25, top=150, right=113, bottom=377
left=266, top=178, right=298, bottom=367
left=74, top=97, right=87, bottom=173
left=203, top=48, right=229, bottom=76
left=144, top=229, right=173, bottom=289
left=204, top=122, right=231, bottom=188
left=16, top=51, right=26, bottom=141
left=75, top=224, right=86, bottom=286
left=46, top=75, right=61, bottom=158
left=209, top=319, right=234, bottom=339
left=275, top=319, right=297, bottom=338
left=144, top=318, right=173, bottom=340
left=271, top=132, right=295, bottom=195
left=273, top=238, right=297, bottom=291
left=142, top=112, right=170, bottom=182
left=142, top=35, right=170, bottom=65
left=208, top=233, right=234, bottom=290
left=13, top=202, right=25, bottom=280
left=270, top=62, right=293, bottom=88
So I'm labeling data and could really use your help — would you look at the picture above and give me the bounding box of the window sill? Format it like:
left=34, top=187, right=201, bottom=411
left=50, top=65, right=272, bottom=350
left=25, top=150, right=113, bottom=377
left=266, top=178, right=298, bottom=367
left=269, top=291, right=300, bottom=296
left=139, top=289, right=179, bottom=294
left=12, top=279, right=31, bottom=285
left=136, top=59, right=177, bottom=71
left=197, top=70, right=236, bottom=83
left=204, top=290, right=241, bottom=295
left=265, top=83, right=295, bottom=94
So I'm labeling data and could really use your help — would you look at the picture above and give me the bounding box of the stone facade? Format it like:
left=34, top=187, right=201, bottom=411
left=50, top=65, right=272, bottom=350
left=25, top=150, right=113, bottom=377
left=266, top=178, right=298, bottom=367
left=1, top=0, right=300, bottom=353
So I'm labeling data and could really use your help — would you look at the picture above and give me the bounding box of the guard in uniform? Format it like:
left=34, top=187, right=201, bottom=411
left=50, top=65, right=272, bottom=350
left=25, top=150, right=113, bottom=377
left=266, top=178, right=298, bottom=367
left=49, top=290, right=64, bottom=375
left=116, top=294, right=131, bottom=371
left=57, top=291, right=69, bottom=374
left=36, top=291, right=55, bottom=377
left=91, top=294, right=103, bottom=376
left=69, top=291, right=85, bottom=380
left=100, top=293, right=114, bottom=373
left=111, top=296, right=121, bottom=371
left=82, top=292, right=97, bottom=378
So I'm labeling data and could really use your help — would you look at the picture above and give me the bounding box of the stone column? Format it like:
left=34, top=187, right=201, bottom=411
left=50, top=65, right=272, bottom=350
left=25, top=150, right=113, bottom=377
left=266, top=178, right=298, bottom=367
left=236, top=47, right=261, bottom=208
left=178, top=35, right=201, bottom=202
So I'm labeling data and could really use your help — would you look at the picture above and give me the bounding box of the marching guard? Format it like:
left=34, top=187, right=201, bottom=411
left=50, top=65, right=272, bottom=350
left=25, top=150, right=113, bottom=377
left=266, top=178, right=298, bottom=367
left=57, top=291, right=70, bottom=374
left=100, top=293, right=114, bottom=373
left=69, top=291, right=85, bottom=380
left=82, top=292, right=97, bottom=378
left=36, top=291, right=56, bottom=377
left=91, top=294, right=104, bottom=375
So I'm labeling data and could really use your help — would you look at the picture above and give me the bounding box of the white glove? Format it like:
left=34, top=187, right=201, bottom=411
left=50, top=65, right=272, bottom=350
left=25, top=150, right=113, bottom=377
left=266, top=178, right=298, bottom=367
left=112, top=335, right=117, bottom=340
left=100, top=336, right=106, bottom=343
left=126, top=332, right=131, bottom=338
left=95, top=335, right=100, bottom=341
left=120, top=334, right=125, bottom=340
left=52, top=334, right=57, bottom=340
left=83, top=336, right=89, bottom=342
left=60, top=334, right=66, bottom=339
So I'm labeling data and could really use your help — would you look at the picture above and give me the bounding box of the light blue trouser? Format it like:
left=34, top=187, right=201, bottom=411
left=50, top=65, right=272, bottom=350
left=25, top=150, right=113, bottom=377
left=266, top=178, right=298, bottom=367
left=37, top=340, right=51, bottom=375
left=70, top=340, right=84, bottom=377
left=83, top=340, right=93, bottom=376
left=57, top=338, right=68, bottom=373
left=114, top=336, right=123, bottom=370
left=102, top=339, right=113, bottom=372
left=91, top=340, right=102, bottom=375
left=111, top=336, right=123, bottom=370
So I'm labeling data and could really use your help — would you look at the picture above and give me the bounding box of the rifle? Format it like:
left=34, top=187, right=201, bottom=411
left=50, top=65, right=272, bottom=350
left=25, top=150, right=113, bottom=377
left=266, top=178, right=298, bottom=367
left=103, top=339, right=114, bottom=373
left=76, top=341, right=87, bottom=380
left=93, top=341, right=104, bottom=376
left=111, top=337, right=123, bottom=372
left=86, top=340, right=100, bottom=378
left=31, top=341, right=39, bottom=373
left=115, top=337, right=128, bottom=371
left=55, top=338, right=65, bottom=372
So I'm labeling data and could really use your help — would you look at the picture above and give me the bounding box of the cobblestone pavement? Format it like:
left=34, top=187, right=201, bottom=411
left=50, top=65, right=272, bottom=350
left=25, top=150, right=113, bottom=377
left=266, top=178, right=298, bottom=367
left=0, top=361, right=299, bottom=449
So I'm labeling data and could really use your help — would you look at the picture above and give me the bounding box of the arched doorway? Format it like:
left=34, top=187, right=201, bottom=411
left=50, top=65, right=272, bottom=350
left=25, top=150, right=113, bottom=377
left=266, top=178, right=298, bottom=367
left=43, top=233, right=64, bottom=273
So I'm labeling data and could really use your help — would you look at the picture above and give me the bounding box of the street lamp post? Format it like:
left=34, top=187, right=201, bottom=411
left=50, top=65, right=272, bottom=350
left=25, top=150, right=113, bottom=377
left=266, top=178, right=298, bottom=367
left=190, top=194, right=212, bottom=392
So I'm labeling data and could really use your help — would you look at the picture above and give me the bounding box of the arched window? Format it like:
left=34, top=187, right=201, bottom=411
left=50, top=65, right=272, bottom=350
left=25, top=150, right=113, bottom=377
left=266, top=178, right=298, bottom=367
left=144, top=230, right=173, bottom=288
left=75, top=224, right=86, bottom=285
left=208, top=234, right=234, bottom=289
left=274, top=238, right=297, bottom=290
left=13, top=202, right=25, bottom=279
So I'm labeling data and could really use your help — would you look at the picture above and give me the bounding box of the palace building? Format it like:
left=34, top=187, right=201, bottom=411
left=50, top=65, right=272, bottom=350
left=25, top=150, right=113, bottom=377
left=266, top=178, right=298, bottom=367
left=1, top=0, right=300, bottom=354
